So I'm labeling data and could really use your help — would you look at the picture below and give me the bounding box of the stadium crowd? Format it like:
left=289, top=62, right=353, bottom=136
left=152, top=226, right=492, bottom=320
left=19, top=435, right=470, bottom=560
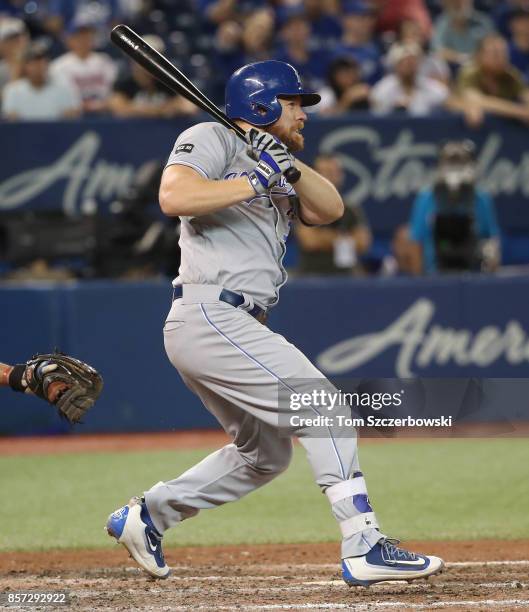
left=1, top=0, right=529, bottom=123
left=0, top=0, right=523, bottom=278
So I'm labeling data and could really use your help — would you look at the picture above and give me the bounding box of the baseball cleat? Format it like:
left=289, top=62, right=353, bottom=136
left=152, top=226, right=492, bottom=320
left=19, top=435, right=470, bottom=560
left=106, top=496, right=170, bottom=579
left=342, top=538, right=444, bottom=587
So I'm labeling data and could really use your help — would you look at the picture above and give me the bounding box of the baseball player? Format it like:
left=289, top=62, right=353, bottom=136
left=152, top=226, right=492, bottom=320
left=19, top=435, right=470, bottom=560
left=106, top=61, right=444, bottom=586
left=0, top=354, right=103, bottom=423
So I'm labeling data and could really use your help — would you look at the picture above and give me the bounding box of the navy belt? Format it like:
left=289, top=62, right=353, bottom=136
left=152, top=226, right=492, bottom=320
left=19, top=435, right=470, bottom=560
left=173, top=285, right=267, bottom=323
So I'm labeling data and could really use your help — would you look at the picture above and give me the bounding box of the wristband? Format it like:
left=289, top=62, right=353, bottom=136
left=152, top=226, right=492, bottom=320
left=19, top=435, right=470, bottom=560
left=8, top=364, right=27, bottom=393
left=247, top=172, right=267, bottom=195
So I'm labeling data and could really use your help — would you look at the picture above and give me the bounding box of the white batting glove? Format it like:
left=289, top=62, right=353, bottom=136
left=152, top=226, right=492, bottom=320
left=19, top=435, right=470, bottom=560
left=247, top=146, right=295, bottom=195
left=246, top=128, right=289, bottom=160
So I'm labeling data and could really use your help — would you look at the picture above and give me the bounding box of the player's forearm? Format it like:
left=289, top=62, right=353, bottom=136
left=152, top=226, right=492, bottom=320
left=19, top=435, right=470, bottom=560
left=293, top=159, right=344, bottom=225
left=477, top=95, right=528, bottom=120
left=0, top=363, right=14, bottom=387
left=159, top=169, right=255, bottom=216
left=462, top=89, right=529, bottom=121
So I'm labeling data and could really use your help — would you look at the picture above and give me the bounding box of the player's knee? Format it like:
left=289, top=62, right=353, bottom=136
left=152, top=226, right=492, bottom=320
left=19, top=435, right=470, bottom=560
left=240, top=438, right=293, bottom=476
left=269, top=439, right=293, bottom=474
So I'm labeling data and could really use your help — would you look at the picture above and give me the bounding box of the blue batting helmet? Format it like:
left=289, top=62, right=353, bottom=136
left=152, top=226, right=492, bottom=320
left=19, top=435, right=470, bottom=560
left=225, top=60, right=321, bottom=127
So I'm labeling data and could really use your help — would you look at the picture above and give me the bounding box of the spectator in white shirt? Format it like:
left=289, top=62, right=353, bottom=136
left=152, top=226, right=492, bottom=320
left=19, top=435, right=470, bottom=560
left=50, top=16, right=117, bottom=114
left=0, top=18, right=29, bottom=95
left=2, top=40, right=81, bottom=120
left=398, top=18, right=451, bottom=84
left=370, top=42, right=450, bottom=115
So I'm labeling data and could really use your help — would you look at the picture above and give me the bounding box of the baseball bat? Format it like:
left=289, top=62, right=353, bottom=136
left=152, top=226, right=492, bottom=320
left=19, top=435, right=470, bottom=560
left=110, top=25, right=301, bottom=184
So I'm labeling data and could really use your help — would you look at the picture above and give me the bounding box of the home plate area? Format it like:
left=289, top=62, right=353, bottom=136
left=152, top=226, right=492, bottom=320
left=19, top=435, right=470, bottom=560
left=1, top=542, right=528, bottom=611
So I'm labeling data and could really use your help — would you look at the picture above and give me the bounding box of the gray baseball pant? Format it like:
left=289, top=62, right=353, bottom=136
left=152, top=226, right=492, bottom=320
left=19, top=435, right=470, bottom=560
left=144, top=285, right=384, bottom=558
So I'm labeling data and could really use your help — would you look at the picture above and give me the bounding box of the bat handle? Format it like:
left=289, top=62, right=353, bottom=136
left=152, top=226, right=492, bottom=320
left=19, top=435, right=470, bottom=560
left=285, top=167, right=301, bottom=184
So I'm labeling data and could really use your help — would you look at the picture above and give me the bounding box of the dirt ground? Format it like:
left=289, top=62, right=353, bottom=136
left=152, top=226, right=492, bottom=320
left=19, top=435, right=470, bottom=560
left=2, top=423, right=528, bottom=456
left=1, top=431, right=528, bottom=610
left=1, top=541, right=529, bottom=611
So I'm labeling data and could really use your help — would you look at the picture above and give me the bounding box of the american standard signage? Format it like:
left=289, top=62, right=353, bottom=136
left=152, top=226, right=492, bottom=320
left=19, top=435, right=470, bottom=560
left=316, top=298, right=529, bottom=377
left=0, top=132, right=136, bottom=214
left=0, top=119, right=528, bottom=218
left=320, top=127, right=529, bottom=205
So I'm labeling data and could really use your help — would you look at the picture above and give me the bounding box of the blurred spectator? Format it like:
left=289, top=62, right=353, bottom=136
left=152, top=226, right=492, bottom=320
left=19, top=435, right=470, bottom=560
left=302, top=0, right=342, bottom=44
left=122, top=0, right=196, bottom=35
left=240, top=7, right=275, bottom=62
left=108, top=35, right=197, bottom=118
left=50, top=17, right=117, bottom=114
left=432, top=0, right=494, bottom=68
left=200, top=0, right=238, bottom=26
left=2, top=39, right=81, bottom=120
left=508, top=8, right=529, bottom=82
left=47, top=0, right=120, bottom=25
left=316, top=55, right=370, bottom=114
left=398, top=18, right=450, bottom=83
left=374, top=0, right=432, bottom=39
left=457, top=33, right=529, bottom=125
left=408, top=140, right=500, bottom=274
left=0, top=17, right=27, bottom=93
left=335, top=0, right=383, bottom=85
left=381, top=224, right=418, bottom=276
left=212, top=8, right=275, bottom=92
left=493, top=0, right=529, bottom=39
left=296, top=153, right=372, bottom=276
left=0, top=1, right=19, bottom=17
left=370, top=42, right=449, bottom=115
left=45, top=0, right=121, bottom=40
left=274, top=11, right=328, bottom=91
left=212, top=19, right=243, bottom=87
left=199, top=0, right=266, bottom=28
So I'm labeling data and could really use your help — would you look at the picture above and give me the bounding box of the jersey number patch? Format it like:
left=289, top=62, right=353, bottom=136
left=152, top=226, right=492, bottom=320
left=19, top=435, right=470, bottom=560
left=175, top=143, right=195, bottom=153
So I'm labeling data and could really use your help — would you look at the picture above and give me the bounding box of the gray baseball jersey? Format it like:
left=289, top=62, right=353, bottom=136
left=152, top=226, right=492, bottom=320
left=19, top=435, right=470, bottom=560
left=165, top=122, right=297, bottom=309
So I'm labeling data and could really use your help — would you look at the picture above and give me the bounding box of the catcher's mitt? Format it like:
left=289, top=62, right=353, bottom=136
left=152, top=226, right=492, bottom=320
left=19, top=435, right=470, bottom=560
left=10, top=353, right=103, bottom=424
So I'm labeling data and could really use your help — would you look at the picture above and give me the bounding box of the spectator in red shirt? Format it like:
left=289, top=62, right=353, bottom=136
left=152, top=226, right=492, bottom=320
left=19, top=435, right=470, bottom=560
left=374, top=0, right=432, bottom=40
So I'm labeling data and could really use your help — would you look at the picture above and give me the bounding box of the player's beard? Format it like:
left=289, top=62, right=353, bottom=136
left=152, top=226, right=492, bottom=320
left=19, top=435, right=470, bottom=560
left=270, top=123, right=305, bottom=152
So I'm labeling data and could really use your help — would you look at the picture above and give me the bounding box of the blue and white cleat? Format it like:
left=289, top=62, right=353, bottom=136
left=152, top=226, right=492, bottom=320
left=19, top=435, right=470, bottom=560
left=342, top=538, right=444, bottom=587
left=106, top=496, right=170, bottom=579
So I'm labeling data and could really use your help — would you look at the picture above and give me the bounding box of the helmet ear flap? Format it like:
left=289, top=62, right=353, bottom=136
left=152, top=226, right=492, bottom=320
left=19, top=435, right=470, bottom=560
left=250, top=101, right=273, bottom=118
